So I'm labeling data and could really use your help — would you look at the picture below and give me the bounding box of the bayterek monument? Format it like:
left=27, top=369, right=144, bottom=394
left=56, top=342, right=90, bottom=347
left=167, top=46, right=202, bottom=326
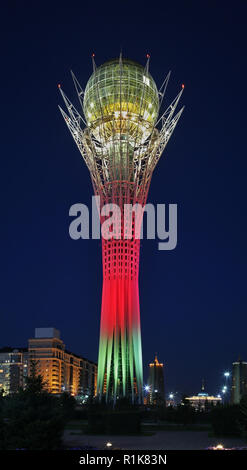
left=59, top=54, right=183, bottom=404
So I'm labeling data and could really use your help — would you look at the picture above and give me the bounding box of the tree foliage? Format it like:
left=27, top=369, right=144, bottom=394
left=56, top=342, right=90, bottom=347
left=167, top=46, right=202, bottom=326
left=0, top=361, right=76, bottom=450
left=210, top=403, right=242, bottom=437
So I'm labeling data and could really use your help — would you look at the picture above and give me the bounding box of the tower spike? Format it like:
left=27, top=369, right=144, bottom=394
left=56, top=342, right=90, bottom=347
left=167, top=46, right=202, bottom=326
left=159, top=70, right=171, bottom=107
left=156, top=87, right=184, bottom=128
left=159, top=106, right=184, bottom=148
left=58, top=105, right=70, bottom=124
left=58, top=105, right=100, bottom=188
left=147, top=105, right=184, bottom=173
left=91, top=53, right=97, bottom=72
left=145, top=53, right=150, bottom=74
left=159, top=70, right=171, bottom=94
left=71, top=70, right=84, bottom=110
left=161, top=105, right=184, bottom=134
left=58, top=86, right=87, bottom=127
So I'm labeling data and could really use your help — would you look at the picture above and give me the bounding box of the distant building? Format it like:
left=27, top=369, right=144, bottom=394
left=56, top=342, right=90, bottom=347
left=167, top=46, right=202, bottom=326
left=28, top=328, right=97, bottom=397
left=231, top=358, right=247, bottom=404
left=147, top=354, right=165, bottom=405
left=184, top=380, right=222, bottom=410
left=0, top=347, right=28, bottom=395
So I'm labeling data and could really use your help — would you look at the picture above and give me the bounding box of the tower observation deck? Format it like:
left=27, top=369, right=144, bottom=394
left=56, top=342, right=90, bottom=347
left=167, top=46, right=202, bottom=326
left=59, top=55, right=184, bottom=404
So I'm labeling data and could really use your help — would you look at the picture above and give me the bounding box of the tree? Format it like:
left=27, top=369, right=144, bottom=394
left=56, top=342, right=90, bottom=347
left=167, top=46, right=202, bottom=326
left=1, top=360, right=65, bottom=449
left=239, top=394, right=247, bottom=440
left=59, top=392, right=76, bottom=420
left=210, top=404, right=241, bottom=436
left=24, top=359, right=47, bottom=394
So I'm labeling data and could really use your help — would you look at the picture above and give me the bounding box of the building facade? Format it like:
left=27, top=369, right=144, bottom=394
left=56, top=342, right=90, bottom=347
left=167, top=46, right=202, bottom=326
left=28, top=328, right=97, bottom=397
left=185, top=382, right=222, bottom=410
left=147, top=354, right=165, bottom=405
left=185, top=393, right=222, bottom=410
left=0, top=347, right=28, bottom=395
left=231, top=358, right=247, bottom=404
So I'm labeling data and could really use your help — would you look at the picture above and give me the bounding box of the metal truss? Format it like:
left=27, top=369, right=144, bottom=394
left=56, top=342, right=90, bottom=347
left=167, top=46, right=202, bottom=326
left=58, top=57, right=184, bottom=207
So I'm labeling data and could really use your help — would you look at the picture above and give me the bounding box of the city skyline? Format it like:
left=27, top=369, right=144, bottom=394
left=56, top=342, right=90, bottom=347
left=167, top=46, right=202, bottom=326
left=0, top=327, right=97, bottom=397
left=1, top=2, right=247, bottom=397
left=0, top=326, right=241, bottom=401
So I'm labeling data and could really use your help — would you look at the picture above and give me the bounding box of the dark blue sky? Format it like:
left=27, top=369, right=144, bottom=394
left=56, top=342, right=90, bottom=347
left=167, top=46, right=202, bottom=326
left=1, top=1, right=246, bottom=397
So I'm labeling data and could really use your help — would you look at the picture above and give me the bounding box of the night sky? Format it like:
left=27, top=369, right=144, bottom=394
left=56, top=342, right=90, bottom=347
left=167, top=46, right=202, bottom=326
left=1, top=1, right=247, bottom=398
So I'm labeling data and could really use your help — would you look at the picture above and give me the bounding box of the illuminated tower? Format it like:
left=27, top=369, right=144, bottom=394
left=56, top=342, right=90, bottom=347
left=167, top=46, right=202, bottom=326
left=59, top=55, right=183, bottom=404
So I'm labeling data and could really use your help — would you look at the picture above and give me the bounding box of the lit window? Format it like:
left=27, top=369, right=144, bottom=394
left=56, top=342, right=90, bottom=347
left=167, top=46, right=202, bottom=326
left=143, top=76, right=150, bottom=86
